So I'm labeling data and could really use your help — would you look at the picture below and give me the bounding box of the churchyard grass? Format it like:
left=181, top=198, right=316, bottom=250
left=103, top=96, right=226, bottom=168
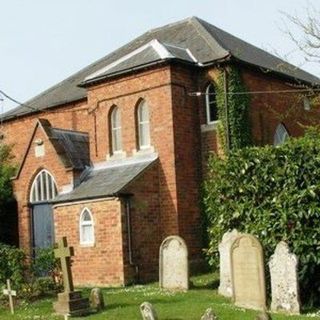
left=0, top=273, right=318, bottom=319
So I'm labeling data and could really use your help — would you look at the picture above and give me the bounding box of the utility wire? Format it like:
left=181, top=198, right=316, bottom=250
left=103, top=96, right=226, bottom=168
left=188, top=88, right=320, bottom=96
left=0, top=89, right=37, bottom=111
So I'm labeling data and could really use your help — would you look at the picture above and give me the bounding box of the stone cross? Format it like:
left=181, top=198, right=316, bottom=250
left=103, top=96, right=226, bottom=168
left=54, top=237, right=74, bottom=293
left=3, top=279, right=16, bottom=314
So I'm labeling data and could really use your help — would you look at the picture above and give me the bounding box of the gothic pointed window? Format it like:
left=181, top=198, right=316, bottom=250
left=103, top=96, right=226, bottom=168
left=79, top=208, right=94, bottom=246
left=110, top=106, right=122, bottom=153
left=30, top=170, right=58, bottom=203
left=205, top=83, right=218, bottom=124
left=274, top=123, right=289, bottom=146
left=137, top=100, right=151, bottom=149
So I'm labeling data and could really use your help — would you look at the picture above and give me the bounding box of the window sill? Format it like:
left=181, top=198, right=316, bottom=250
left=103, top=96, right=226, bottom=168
left=80, top=242, right=95, bottom=248
left=106, top=151, right=127, bottom=161
left=201, top=121, right=220, bottom=132
left=132, top=146, right=155, bottom=156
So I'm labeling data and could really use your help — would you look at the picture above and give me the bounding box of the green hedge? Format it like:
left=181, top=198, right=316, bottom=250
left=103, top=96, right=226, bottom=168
left=203, top=129, right=320, bottom=306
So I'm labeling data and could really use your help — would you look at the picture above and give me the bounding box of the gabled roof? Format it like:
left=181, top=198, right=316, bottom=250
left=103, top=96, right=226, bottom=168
left=14, top=119, right=90, bottom=179
left=53, top=153, right=158, bottom=204
left=3, top=16, right=320, bottom=120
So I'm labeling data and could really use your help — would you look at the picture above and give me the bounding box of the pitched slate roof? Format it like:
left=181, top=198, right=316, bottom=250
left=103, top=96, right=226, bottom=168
left=53, top=153, right=158, bottom=203
left=3, top=17, right=319, bottom=120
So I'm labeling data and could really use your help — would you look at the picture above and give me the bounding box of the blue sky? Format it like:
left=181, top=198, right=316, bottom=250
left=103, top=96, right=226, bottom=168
left=0, top=0, right=319, bottom=111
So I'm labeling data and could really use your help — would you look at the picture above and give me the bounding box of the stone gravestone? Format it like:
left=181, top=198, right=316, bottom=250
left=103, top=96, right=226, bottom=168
left=230, top=234, right=266, bottom=311
left=200, top=307, right=218, bottom=320
left=90, top=288, right=105, bottom=311
left=140, top=302, right=158, bottom=320
left=159, top=235, right=189, bottom=290
left=269, top=241, right=300, bottom=314
left=53, top=237, right=90, bottom=316
left=218, top=229, right=239, bottom=297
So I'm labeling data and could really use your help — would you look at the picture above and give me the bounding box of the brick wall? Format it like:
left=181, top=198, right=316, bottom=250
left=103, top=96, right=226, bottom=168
left=53, top=198, right=126, bottom=287
left=12, top=122, right=74, bottom=250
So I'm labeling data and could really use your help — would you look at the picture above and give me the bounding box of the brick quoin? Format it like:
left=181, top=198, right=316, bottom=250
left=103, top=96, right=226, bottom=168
left=3, top=60, right=319, bottom=285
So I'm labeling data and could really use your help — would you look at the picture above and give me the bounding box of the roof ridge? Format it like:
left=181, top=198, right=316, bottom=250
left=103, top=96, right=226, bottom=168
left=146, top=16, right=194, bottom=35
left=189, top=16, right=230, bottom=61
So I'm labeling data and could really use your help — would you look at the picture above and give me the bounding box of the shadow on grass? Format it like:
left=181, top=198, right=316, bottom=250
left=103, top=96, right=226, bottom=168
left=191, top=278, right=219, bottom=290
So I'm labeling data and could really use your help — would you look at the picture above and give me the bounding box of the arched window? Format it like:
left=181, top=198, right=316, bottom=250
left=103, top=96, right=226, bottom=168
left=205, top=83, right=218, bottom=124
left=110, top=106, right=122, bottom=153
left=30, top=170, right=58, bottom=203
left=79, top=208, right=94, bottom=245
left=137, top=100, right=151, bottom=149
left=274, top=123, right=289, bottom=146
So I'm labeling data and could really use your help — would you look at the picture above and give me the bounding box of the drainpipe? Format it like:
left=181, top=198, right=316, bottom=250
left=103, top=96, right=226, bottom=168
left=224, top=68, right=230, bottom=153
left=125, top=197, right=139, bottom=281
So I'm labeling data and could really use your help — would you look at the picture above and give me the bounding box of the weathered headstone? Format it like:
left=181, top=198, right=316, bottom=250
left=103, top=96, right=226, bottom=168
left=140, top=302, right=158, bottom=320
left=159, top=235, right=189, bottom=290
left=269, top=241, right=300, bottom=314
left=3, top=279, right=16, bottom=314
left=230, top=234, right=266, bottom=311
left=53, top=237, right=90, bottom=316
left=218, top=229, right=239, bottom=297
left=200, top=307, right=218, bottom=320
left=89, top=288, right=105, bottom=311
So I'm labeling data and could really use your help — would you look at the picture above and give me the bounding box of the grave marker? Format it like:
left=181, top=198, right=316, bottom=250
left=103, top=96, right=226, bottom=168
left=218, top=229, right=239, bottom=297
left=53, top=237, right=90, bottom=316
left=159, top=235, right=189, bottom=290
left=3, top=279, right=16, bottom=314
left=231, top=234, right=266, bottom=311
left=269, top=241, right=300, bottom=314
left=140, top=302, right=158, bottom=320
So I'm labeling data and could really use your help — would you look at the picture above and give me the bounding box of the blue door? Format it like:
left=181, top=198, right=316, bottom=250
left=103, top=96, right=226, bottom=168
left=32, top=203, right=54, bottom=248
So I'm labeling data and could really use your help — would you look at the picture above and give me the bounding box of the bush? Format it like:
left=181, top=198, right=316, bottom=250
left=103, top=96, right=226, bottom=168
left=0, top=243, right=26, bottom=289
left=203, top=129, right=320, bottom=306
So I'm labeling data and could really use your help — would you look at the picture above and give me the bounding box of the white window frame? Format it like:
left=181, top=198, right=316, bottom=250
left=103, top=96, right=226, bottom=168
left=137, top=100, right=151, bottom=149
left=110, top=106, right=122, bottom=154
left=79, top=208, right=95, bottom=246
left=274, top=123, right=289, bottom=146
left=205, top=83, right=218, bottom=124
left=30, top=169, right=58, bottom=203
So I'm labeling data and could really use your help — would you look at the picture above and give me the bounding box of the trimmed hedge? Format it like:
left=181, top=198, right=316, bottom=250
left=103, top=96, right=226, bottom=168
left=203, top=129, right=320, bottom=306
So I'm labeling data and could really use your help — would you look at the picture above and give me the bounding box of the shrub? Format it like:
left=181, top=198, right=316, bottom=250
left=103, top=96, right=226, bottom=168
left=0, top=243, right=26, bottom=289
left=203, top=129, right=320, bottom=306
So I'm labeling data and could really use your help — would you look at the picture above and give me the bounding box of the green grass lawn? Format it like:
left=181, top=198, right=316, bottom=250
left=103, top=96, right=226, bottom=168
left=0, top=273, right=319, bottom=319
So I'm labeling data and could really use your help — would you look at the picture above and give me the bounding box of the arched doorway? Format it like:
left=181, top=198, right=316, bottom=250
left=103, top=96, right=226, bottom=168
left=30, top=170, right=57, bottom=248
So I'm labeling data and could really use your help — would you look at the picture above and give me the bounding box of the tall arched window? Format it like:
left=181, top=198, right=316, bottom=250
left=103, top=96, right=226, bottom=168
left=205, top=83, right=218, bottom=124
left=137, top=100, right=151, bottom=149
left=110, top=106, right=122, bottom=153
left=30, top=170, right=58, bottom=203
left=274, top=123, right=289, bottom=146
left=79, top=208, right=94, bottom=246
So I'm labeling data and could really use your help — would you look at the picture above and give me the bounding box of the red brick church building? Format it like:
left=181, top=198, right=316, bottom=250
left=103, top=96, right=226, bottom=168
left=1, top=17, right=319, bottom=286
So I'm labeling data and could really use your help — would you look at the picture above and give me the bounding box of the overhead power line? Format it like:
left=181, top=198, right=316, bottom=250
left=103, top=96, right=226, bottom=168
left=188, top=88, right=320, bottom=96
left=0, top=90, right=37, bottom=111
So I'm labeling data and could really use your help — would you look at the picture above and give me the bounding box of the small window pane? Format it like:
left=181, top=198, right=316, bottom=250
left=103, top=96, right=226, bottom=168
left=111, top=107, right=122, bottom=153
left=138, top=101, right=150, bottom=148
left=80, top=209, right=94, bottom=245
left=30, top=170, right=57, bottom=203
left=206, top=83, right=218, bottom=123
left=274, top=124, right=289, bottom=146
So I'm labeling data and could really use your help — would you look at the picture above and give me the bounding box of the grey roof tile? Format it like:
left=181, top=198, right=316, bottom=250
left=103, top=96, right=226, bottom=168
left=53, top=154, right=158, bottom=203
left=3, top=16, right=319, bottom=120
